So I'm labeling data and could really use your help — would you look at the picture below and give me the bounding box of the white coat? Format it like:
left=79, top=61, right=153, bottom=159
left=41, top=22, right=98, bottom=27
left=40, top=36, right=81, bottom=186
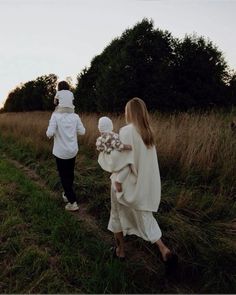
left=98, top=124, right=161, bottom=212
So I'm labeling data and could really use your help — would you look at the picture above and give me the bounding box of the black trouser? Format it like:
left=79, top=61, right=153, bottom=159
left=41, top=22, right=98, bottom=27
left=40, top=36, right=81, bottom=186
left=55, top=156, right=77, bottom=204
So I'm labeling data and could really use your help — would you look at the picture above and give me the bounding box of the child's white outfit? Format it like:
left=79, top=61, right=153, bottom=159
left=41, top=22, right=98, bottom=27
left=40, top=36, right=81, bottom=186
left=96, top=117, right=130, bottom=187
left=54, top=90, right=75, bottom=113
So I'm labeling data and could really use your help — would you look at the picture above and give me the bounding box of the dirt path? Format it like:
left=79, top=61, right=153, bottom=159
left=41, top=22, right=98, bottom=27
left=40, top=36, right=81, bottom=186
left=6, top=157, right=112, bottom=241
left=6, top=156, right=160, bottom=269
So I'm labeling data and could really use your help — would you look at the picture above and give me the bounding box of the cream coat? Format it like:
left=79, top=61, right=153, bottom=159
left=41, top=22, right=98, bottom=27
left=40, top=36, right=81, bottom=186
left=98, top=124, right=161, bottom=212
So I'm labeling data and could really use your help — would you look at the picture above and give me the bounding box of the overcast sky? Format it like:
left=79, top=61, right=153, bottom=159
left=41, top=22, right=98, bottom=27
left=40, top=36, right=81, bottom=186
left=0, top=0, right=235, bottom=107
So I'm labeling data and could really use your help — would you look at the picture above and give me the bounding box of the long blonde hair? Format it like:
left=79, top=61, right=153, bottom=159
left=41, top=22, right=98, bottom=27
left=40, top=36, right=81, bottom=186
left=125, top=97, right=155, bottom=148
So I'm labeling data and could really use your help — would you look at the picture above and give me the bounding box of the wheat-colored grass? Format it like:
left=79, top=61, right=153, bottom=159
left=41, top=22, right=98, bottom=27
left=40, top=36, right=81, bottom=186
left=0, top=111, right=235, bottom=293
left=0, top=111, right=235, bottom=189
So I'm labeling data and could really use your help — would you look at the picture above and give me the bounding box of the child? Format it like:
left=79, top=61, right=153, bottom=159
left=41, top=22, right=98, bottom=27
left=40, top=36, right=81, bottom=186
left=54, top=80, right=75, bottom=113
left=96, top=116, right=132, bottom=192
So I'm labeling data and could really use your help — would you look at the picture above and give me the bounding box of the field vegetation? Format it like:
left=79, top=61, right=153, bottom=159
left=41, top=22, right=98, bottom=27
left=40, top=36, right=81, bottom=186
left=0, top=111, right=235, bottom=293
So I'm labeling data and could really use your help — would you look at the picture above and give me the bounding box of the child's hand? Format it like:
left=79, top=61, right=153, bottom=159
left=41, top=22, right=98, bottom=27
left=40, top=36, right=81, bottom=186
left=123, top=144, right=132, bottom=150
left=115, top=181, right=122, bottom=192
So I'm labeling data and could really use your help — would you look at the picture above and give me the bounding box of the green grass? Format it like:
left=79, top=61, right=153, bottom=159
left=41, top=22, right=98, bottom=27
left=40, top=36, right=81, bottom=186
left=0, top=156, right=173, bottom=293
left=0, top=134, right=235, bottom=293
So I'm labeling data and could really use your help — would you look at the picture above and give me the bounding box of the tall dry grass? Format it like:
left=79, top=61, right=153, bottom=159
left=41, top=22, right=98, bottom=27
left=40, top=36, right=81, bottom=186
left=0, top=111, right=235, bottom=191
left=0, top=111, right=235, bottom=293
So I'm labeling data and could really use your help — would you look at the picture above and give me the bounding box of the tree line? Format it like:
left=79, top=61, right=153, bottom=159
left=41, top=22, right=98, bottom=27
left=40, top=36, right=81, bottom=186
left=3, top=74, right=57, bottom=112
left=3, top=19, right=236, bottom=113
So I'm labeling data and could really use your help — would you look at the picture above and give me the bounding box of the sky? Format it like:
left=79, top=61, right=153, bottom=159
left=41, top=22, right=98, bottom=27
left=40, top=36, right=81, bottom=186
left=0, top=0, right=235, bottom=108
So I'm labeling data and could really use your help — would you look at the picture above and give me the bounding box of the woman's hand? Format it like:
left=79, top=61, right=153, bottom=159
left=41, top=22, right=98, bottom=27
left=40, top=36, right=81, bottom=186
left=123, top=144, right=132, bottom=150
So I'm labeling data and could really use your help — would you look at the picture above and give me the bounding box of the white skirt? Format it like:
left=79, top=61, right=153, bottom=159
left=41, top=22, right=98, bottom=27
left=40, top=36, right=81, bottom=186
left=108, top=186, right=162, bottom=244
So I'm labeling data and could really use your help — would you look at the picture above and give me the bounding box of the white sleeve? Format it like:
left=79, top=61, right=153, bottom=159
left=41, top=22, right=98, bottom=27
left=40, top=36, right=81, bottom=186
left=71, top=92, right=75, bottom=102
left=76, top=115, right=86, bottom=135
left=46, top=114, right=57, bottom=138
left=116, top=166, right=130, bottom=183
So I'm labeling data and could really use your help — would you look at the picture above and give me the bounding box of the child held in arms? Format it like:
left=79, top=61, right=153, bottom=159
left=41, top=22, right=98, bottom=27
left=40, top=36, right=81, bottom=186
left=54, top=81, right=75, bottom=113
left=96, top=116, right=132, bottom=193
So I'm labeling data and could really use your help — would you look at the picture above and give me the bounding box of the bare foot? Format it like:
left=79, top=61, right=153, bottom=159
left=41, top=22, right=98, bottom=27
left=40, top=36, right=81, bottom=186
left=115, top=181, right=122, bottom=192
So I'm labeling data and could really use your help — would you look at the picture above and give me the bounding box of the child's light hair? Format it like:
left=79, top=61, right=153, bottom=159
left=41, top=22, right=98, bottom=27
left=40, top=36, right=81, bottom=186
left=125, top=97, right=155, bottom=148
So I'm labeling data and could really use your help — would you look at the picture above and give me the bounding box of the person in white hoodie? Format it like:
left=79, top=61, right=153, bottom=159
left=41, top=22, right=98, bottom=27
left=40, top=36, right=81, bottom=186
left=98, top=97, right=177, bottom=266
left=46, top=110, right=85, bottom=211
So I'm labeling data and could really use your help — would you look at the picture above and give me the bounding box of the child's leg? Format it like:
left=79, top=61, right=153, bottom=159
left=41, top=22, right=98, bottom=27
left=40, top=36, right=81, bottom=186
left=54, top=106, right=74, bottom=113
left=114, top=166, right=130, bottom=192
left=116, top=166, right=130, bottom=183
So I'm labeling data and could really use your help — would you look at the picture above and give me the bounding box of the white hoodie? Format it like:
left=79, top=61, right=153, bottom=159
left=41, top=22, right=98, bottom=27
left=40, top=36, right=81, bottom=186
left=46, top=112, right=85, bottom=159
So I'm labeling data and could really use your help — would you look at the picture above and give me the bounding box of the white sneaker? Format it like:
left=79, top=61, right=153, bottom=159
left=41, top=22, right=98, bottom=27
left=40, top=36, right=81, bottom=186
left=65, top=202, right=79, bottom=211
left=62, top=192, right=68, bottom=203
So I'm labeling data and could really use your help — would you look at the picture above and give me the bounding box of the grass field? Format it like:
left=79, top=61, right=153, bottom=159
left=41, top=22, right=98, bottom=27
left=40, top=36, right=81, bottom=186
left=0, top=111, right=235, bottom=293
left=0, top=156, right=154, bottom=294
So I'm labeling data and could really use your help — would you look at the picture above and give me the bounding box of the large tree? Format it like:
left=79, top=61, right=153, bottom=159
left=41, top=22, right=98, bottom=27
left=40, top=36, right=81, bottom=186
left=170, top=34, right=230, bottom=110
left=75, top=19, right=176, bottom=112
left=75, top=19, right=231, bottom=112
left=3, top=19, right=233, bottom=113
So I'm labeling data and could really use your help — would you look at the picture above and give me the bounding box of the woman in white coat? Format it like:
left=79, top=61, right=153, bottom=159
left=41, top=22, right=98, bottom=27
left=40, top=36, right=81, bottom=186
left=98, top=97, right=177, bottom=263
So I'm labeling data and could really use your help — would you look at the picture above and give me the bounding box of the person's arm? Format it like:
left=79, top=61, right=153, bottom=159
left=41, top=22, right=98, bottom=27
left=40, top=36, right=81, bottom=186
left=76, top=115, right=86, bottom=135
left=120, top=143, right=132, bottom=151
left=111, top=134, right=132, bottom=151
left=116, top=165, right=130, bottom=183
left=46, top=114, right=57, bottom=139
left=114, top=165, right=130, bottom=192
left=54, top=92, right=59, bottom=105
left=118, top=125, right=137, bottom=176
left=71, top=92, right=75, bottom=102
